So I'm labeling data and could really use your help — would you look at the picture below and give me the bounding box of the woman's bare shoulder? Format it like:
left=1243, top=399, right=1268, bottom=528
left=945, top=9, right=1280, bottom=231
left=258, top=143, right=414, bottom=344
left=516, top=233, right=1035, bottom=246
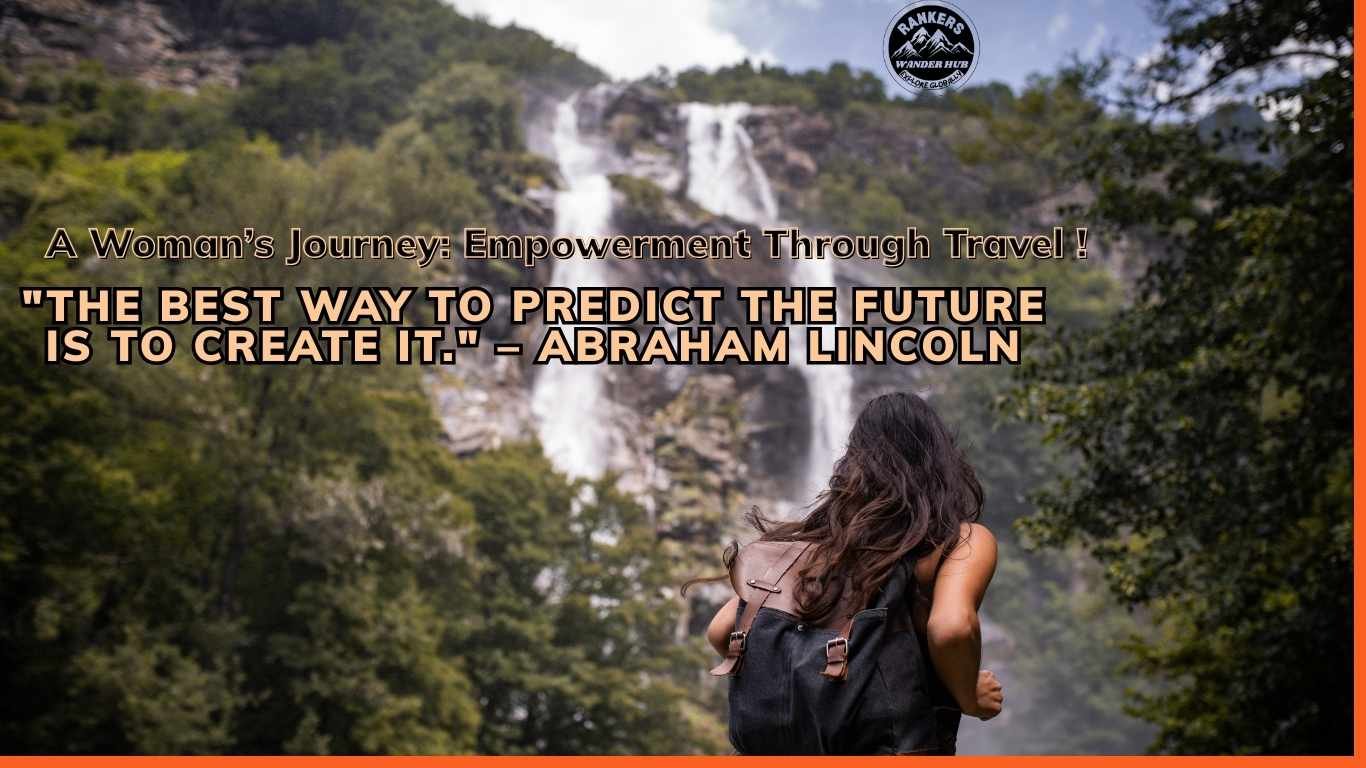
left=941, top=521, right=997, bottom=580
left=915, top=522, right=996, bottom=584
left=958, top=521, right=996, bottom=551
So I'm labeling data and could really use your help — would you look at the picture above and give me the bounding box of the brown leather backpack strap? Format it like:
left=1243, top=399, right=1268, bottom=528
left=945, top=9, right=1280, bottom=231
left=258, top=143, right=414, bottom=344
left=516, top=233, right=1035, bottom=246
left=821, top=613, right=856, bottom=680
left=710, top=540, right=812, bottom=677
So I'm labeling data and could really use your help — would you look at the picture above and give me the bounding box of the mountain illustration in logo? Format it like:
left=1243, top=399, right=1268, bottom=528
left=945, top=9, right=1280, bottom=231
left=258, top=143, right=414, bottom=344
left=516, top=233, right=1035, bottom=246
left=884, top=2, right=981, bottom=92
left=892, top=26, right=974, bottom=59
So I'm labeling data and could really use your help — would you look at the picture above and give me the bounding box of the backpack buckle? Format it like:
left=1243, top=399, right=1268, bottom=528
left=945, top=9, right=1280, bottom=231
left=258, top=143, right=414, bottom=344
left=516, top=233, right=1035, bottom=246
left=710, top=631, right=749, bottom=677
left=822, top=637, right=850, bottom=680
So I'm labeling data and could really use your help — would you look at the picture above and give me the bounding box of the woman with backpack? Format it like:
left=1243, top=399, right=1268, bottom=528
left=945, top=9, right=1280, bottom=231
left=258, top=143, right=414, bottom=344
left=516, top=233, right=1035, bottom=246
left=694, top=391, right=1003, bottom=754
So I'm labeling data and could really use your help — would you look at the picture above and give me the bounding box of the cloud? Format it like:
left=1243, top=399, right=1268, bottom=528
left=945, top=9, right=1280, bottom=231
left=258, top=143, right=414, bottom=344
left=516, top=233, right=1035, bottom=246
left=446, top=0, right=767, bottom=79
left=1046, top=12, right=1071, bottom=42
left=1082, top=22, right=1108, bottom=58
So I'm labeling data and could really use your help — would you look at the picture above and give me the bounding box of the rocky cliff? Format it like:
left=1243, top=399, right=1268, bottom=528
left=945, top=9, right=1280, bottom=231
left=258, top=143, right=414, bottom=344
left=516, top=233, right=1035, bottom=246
left=0, top=0, right=263, bottom=91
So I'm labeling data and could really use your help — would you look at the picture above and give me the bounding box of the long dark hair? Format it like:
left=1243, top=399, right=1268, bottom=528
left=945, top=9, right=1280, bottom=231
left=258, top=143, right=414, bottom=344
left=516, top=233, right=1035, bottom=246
left=687, top=392, right=983, bottom=625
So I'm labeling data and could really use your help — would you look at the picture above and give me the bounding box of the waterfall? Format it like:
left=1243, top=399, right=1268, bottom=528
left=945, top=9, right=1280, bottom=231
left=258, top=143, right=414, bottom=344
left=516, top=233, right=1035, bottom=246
left=530, top=97, right=616, bottom=479
left=681, top=103, right=855, bottom=505
left=682, top=103, right=780, bottom=223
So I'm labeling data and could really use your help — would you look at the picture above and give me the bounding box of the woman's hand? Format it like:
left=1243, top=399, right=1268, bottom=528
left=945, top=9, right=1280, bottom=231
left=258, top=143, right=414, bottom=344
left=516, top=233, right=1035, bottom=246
left=966, top=669, right=1004, bottom=720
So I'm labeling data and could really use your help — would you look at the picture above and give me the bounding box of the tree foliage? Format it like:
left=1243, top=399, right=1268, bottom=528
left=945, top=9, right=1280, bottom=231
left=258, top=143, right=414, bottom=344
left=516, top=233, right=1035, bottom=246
left=668, top=60, right=888, bottom=111
left=1013, top=0, right=1352, bottom=754
left=0, top=1, right=716, bottom=754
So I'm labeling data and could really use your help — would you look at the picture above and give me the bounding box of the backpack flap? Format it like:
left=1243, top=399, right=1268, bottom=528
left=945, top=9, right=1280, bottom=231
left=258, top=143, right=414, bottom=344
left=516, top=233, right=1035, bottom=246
left=710, top=540, right=812, bottom=677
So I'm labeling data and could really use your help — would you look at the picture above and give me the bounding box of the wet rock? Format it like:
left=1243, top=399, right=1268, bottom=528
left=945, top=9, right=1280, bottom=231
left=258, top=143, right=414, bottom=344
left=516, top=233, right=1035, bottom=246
left=651, top=374, right=752, bottom=533
left=602, top=83, right=681, bottom=152
left=430, top=353, right=534, bottom=456
left=745, top=107, right=832, bottom=189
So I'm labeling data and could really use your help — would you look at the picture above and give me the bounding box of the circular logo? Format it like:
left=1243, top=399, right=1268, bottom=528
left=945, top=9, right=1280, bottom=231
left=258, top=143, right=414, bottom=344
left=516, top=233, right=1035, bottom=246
left=882, top=2, right=979, bottom=92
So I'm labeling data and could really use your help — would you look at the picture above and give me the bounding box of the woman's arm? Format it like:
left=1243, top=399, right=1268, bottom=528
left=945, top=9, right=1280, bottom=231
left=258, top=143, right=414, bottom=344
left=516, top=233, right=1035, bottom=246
left=706, top=595, right=741, bottom=656
left=926, top=522, right=1002, bottom=720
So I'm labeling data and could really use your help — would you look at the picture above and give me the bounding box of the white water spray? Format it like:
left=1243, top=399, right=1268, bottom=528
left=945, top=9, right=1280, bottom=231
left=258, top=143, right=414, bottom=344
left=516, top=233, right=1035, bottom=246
left=681, top=102, right=854, bottom=504
left=530, top=98, right=615, bottom=479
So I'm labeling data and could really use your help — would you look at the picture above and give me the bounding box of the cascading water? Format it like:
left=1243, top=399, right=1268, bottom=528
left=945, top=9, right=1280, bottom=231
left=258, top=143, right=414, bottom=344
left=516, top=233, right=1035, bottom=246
left=530, top=98, right=616, bottom=479
left=681, top=102, right=855, bottom=505
left=682, top=103, right=780, bottom=224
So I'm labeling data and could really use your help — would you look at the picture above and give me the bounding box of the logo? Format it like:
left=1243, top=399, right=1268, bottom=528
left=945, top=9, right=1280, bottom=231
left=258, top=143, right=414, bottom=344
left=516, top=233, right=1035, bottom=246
left=883, top=2, right=979, bottom=92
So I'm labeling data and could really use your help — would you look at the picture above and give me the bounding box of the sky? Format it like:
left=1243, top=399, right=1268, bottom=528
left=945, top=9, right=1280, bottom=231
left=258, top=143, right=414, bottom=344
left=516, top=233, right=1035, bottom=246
left=446, top=0, right=1167, bottom=92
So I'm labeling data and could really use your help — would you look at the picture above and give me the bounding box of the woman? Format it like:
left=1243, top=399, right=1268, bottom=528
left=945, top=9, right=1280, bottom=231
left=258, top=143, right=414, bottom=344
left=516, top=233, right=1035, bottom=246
left=695, top=392, right=1002, bottom=754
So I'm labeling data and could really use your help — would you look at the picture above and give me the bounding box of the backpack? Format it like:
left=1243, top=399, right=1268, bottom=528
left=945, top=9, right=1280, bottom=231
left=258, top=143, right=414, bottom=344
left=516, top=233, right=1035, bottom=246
left=713, top=540, right=960, bottom=755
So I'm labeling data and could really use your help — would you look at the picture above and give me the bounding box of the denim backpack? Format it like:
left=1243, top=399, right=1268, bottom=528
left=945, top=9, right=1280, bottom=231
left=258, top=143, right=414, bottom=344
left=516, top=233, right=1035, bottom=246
left=713, top=540, right=959, bottom=755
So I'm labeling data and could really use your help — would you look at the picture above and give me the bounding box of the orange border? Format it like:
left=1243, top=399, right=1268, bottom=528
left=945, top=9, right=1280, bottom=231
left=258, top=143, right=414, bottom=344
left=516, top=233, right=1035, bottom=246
left=0, top=3, right=1361, bottom=766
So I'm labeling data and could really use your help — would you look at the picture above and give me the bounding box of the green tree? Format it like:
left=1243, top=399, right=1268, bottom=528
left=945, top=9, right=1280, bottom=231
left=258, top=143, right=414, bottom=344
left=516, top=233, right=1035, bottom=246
left=1014, top=0, right=1352, bottom=753
left=0, top=24, right=714, bottom=747
left=453, top=445, right=726, bottom=754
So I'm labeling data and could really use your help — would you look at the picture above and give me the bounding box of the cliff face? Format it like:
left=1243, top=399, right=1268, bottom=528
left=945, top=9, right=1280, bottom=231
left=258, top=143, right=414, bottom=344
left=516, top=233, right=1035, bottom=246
left=518, top=84, right=817, bottom=508
left=0, top=0, right=259, bottom=91
left=512, top=85, right=921, bottom=499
